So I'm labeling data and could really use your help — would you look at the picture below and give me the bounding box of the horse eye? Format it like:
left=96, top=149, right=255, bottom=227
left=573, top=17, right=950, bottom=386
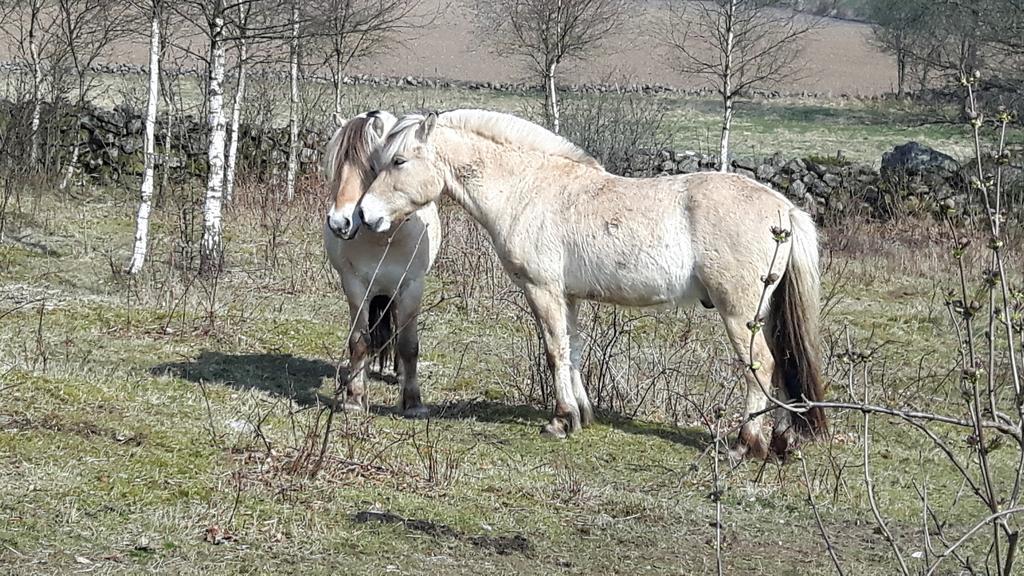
left=393, top=157, right=407, bottom=166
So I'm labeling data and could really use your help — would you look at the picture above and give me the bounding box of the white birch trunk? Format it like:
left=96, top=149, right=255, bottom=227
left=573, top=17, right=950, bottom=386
left=546, top=62, right=559, bottom=135
left=161, top=84, right=172, bottom=194
left=60, top=144, right=78, bottom=189
left=286, top=2, right=300, bottom=201
left=720, top=96, right=733, bottom=173
left=224, top=34, right=247, bottom=203
left=718, top=0, right=735, bottom=173
left=127, top=9, right=161, bottom=275
left=200, top=14, right=227, bottom=276
left=333, top=72, right=343, bottom=126
left=29, top=17, right=42, bottom=166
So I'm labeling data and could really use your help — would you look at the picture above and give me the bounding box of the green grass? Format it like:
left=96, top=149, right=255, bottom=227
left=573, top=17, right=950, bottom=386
left=6, top=69, right=1017, bottom=169
left=322, top=83, right=1017, bottom=165
left=661, top=96, right=997, bottom=164
left=1, top=176, right=1018, bottom=575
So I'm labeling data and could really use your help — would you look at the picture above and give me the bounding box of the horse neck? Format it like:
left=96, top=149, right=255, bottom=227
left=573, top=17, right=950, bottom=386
left=435, top=128, right=558, bottom=235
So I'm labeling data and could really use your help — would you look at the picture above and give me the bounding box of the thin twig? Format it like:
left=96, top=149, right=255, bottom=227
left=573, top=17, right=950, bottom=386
left=925, top=507, right=1024, bottom=576
left=800, top=455, right=846, bottom=576
left=861, top=362, right=911, bottom=575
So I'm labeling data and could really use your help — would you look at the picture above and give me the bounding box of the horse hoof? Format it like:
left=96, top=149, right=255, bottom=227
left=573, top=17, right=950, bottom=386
left=721, top=440, right=747, bottom=464
left=541, top=420, right=569, bottom=440
left=341, top=401, right=367, bottom=413
left=401, top=405, right=430, bottom=419
left=770, top=429, right=800, bottom=460
left=735, top=427, right=770, bottom=461
left=580, top=407, right=595, bottom=428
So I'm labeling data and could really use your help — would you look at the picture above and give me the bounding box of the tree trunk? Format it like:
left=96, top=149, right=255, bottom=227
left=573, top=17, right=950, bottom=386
left=545, top=62, right=559, bottom=134
left=60, top=144, right=79, bottom=189
left=333, top=52, right=343, bottom=125
left=224, top=33, right=247, bottom=203
left=161, top=99, right=172, bottom=197
left=127, top=9, right=161, bottom=275
left=720, top=94, right=733, bottom=173
left=333, top=81, right=343, bottom=126
left=159, top=30, right=172, bottom=198
left=200, top=13, right=227, bottom=277
left=28, top=11, right=42, bottom=167
left=895, top=34, right=906, bottom=99
left=718, top=0, right=736, bottom=173
left=896, top=52, right=906, bottom=98
left=286, top=2, right=300, bottom=201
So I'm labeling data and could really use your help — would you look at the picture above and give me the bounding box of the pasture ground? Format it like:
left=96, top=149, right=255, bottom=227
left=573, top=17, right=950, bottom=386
left=249, top=82, right=1015, bottom=163
left=1, top=145, right=1020, bottom=573
left=2, top=66, right=1005, bottom=166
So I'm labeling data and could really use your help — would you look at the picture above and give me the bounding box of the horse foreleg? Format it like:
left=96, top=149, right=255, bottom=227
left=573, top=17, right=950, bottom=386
left=394, top=281, right=428, bottom=419
left=566, top=299, right=594, bottom=427
left=342, top=283, right=372, bottom=412
left=722, top=315, right=775, bottom=461
left=524, top=285, right=581, bottom=438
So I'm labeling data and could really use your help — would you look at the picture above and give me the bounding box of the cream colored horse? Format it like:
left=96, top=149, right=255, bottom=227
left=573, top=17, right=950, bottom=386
left=359, top=109, right=825, bottom=458
left=323, top=110, right=440, bottom=417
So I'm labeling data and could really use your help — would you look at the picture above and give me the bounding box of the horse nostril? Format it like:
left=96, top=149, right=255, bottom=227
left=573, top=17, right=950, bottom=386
left=328, top=214, right=352, bottom=238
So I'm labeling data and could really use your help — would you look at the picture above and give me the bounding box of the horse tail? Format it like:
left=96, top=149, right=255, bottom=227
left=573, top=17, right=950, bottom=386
left=367, top=294, right=395, bottom=374
left=767, top=207, right=827, bottom=436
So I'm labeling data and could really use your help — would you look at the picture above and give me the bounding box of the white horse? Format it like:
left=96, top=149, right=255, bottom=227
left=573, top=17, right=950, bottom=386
left=358, top=109, right=825, bottom=459
left=323, top=110, right=441, bottom=417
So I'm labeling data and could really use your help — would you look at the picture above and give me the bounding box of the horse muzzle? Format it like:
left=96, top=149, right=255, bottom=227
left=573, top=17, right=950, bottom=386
left=365, top=215, right=392, bottom=233
left=327, top=212, right=358, bottom=240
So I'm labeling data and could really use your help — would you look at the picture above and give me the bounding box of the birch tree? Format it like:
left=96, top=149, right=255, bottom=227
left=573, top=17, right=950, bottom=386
left=26, top=1, right=44, bottom=165
left=201, top=4, right=228, bottom=276
left=865, top=0, right=930, bottom=97
left=472, top=0, right=625, bottom=134
left=285, top=0, right=299, bottom=201
left=311, top=0, right=426, bottom=125
left=0, top=0, right=60, bottom=168
left=223, top=1, right=250, bottom=203
left=54, top=0, right=128, bottom=189
left=665, top=0, right=817, bottom=171
left=172, top=0, right=289, bottom=276
left=126, top=0, right=162, bottom=275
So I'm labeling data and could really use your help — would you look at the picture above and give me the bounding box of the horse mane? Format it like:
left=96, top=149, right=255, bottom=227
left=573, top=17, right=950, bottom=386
left=378, top=109, right=603, bottom=170
left=323, top=110, right=396, bottom=189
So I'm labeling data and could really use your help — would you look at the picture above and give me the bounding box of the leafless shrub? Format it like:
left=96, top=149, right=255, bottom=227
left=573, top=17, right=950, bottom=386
left=471, top=0, right=627, bottom=133
left=716, top=72, right=1024, bottom=575
left=559, top=87, right=673, bottom=176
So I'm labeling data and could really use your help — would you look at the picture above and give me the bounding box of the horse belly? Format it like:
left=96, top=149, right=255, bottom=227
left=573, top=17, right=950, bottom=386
left=565, top=240, right=701, bottom=307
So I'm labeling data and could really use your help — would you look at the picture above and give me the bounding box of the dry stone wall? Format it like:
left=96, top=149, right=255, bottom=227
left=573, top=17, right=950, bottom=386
left=4, top=100, right=978, bottom=220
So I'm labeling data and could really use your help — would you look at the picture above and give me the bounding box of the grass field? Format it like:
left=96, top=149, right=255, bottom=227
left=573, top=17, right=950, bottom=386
left=31, top=69, right=989, bottom=167
left=2, top=65, right=1023, bottom=573
left=263, top=82, right=999, bottom=164
left=1, top=154, right=1020, bottom=574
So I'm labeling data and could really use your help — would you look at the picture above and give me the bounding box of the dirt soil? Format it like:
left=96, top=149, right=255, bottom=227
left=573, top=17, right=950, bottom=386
left=349, top=0, right=895, bottom=96
left=59, top=1, right=896, bottom=97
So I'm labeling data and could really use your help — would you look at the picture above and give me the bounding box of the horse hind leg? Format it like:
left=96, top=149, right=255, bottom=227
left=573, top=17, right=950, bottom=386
left=567, top=300, right=594, bottom=427
left=721, top=313, right=777, bottom=461
left=394, top=282, right=429, bottom=419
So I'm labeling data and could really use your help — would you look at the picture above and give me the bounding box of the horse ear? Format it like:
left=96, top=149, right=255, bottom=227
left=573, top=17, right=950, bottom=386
left=371, top=115, right=386, bottom=138
left=416, top=112, right=437, bottom=142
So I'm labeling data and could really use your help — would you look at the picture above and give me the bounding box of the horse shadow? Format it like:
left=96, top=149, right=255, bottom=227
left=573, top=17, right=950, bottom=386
left=426, top=398, right=710, bottom=451
left=152, top=352, right=709, bottom=450
left=151, top=351, right=396, bottom=407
